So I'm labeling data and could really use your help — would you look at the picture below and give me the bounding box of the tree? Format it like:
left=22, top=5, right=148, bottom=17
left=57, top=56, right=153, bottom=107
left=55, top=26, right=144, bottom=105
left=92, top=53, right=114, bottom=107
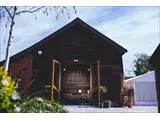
left=133, top=53, right=153, bottom=76
left=0, top=6, right=76, bottom=72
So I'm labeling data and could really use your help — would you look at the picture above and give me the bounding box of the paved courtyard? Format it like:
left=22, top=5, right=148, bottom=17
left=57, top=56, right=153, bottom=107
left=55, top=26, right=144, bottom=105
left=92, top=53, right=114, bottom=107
left=63, top=105, right=158, bottom=113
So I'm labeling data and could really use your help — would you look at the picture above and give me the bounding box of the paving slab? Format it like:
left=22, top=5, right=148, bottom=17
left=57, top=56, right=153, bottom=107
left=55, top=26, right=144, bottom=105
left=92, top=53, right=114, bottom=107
left=63, top=105, right=158, bottom=113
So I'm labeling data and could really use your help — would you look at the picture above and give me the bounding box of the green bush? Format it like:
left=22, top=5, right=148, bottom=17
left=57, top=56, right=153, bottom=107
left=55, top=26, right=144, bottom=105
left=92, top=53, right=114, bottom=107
left=0, top=66, right=20, bottom=112
left=0, top=66, right=68, bottom=113
left=20, top=97, right=68, bottom=113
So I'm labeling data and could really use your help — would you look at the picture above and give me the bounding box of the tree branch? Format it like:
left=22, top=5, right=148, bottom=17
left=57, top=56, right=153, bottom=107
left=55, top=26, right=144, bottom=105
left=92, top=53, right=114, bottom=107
left=27, top=90, right=50, bottom=99
left=16, top=6, right=45, bottom=15
left=55, top=7, right=66, bottom=19
left=63, top=7, right=70, bottom=19
left=3, top=6, right=13, bottom=18
left=20, top=79, right=36, bottom=95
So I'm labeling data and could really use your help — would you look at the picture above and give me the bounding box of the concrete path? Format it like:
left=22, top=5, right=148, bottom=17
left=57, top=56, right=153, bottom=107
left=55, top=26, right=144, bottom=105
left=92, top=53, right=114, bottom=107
left=63, top=105, right=158, bottom=113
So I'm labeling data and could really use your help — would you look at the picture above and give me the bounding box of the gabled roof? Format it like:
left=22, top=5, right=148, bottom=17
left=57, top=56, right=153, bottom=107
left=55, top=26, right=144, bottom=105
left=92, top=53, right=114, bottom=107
left=149, top=43, right=160, bottom=65
left=0, top=17, right=127, bottom=63
left=124, top=71, right=155, bottom=83
left=124, top=71, right=155, bottom=89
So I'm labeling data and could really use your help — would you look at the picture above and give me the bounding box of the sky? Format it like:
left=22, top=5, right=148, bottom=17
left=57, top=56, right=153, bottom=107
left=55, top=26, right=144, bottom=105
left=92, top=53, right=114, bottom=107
left=0, top=6, right=160, bottom=76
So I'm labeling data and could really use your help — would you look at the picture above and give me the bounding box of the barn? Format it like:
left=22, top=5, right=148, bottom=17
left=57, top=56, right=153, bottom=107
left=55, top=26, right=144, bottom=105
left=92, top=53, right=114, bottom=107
left=0, top=18, right=127, bottom=107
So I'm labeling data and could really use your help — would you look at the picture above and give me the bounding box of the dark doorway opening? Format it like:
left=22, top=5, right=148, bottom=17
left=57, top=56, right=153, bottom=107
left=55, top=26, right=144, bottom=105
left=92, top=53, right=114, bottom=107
left=51, top=60, right=100, bottom=106
left=61, top=62, right=90, bottom=104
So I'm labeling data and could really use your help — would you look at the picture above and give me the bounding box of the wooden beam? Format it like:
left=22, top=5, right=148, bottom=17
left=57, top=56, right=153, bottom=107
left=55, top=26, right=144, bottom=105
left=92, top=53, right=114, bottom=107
left=97, top=60, right=100, bottom=105
left=54, top=59, right=60, bottom=64
left=51, top=60, right=55, bottom=100
left=58, top=63, right=61, bottom=101
left=90, top=64, right=92, bottom=97
left=52, top=84, right=60, bottom=92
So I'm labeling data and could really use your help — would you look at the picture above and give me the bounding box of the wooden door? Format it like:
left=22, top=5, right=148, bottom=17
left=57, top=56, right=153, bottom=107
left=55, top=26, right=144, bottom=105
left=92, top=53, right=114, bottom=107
left=62, top=63, right=90, bottom=104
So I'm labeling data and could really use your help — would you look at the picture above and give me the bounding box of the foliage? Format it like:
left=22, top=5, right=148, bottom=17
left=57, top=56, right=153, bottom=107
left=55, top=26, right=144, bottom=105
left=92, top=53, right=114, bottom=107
left=44, top=84, right=51, bottom=90
left=99, top=86, right=107, bottom=94
left=123, top=96, right=129, bottom=106
left=0, top=66, right=21, bottom=112
left=99, top=86, right=107, bottom=102
left=92, top=85, right=107, bottom=102
left=133, top=53, right=153, bottom=76
left=92, top=85, right=107, bottom=94
left=20, top=97, right=68, bottom=113
left=81, top=93, right=91, bottom=103
left=122, top=87, right=134, bottom=107
left=0, top=66, right=67, bottom=113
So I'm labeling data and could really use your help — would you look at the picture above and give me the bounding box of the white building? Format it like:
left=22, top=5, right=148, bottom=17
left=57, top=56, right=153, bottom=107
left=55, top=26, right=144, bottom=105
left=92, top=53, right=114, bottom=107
left=124, top=71, right=158, bottom=106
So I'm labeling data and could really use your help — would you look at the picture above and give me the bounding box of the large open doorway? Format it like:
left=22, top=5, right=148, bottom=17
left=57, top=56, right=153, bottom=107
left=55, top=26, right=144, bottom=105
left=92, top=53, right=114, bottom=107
left=51, top=59, right=101, bottom=105
left=61, top=62, right=90, bottom=104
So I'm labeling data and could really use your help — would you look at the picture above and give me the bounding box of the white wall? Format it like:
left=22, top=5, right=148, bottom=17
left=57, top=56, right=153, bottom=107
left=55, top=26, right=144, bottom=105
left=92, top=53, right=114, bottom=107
left=134, top=81, right=158, bottom=106
left=124, top=71, right=158, bottom=106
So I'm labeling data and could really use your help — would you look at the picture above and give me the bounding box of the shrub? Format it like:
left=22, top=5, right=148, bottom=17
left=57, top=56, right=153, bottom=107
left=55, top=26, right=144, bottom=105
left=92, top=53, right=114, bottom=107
left=99, top=86, right=107, bottom=94
left=92, top=86, right=107, bottom=94
left=91, top=86, right=107, bottom=103
left=0, top=66, right=20, bottom=112
left=0, top=66, right=67, bottom=113
left=123, top=96, right=129, bottom=106
left=20, top=97, right=68, bottom=113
